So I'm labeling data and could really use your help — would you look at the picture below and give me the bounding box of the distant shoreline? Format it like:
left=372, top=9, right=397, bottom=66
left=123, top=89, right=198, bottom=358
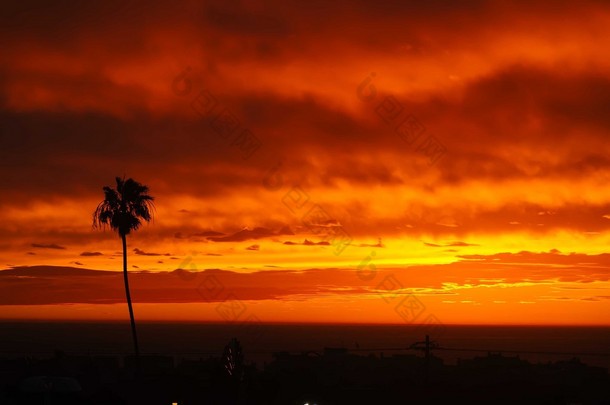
left=1, top=320, right=610, bottom=327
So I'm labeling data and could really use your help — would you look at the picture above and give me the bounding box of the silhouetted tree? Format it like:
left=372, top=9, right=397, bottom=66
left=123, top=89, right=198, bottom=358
left=93, top=177, right=154, bottom=370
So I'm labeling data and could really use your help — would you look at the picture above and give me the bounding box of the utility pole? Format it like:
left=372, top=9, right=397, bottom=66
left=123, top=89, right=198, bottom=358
left=410, top=334, right=438, bottom=385
left=425, top=334, right=430, bottom=384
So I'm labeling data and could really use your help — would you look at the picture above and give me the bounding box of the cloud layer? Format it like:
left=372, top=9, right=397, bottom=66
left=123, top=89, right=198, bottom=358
left=1, top=0, right=609, bottom=323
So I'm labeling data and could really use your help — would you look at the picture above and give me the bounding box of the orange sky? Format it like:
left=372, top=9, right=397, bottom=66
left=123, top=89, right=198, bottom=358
left=1, top=0, right=610, bottom=326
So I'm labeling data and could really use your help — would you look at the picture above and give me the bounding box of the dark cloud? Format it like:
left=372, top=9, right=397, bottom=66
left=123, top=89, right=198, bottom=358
left=1, top=266, right=112, bottom=277
left=31, top=243, right=66, bottom=250
left=283, top=239, right=330, bottom=246
left=133, top=248, right=171, bottom=256
left=80, top=251, right=103, bottom=257
left=2, top=65, right=609, bottom=209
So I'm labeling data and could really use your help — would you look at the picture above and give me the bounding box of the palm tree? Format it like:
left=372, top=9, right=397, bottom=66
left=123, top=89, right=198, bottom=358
left=93, top=177, right=154, bottom=369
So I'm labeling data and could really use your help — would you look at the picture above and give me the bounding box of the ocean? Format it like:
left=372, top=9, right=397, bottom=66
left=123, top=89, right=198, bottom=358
left=1, top=322, right=609, bottom=370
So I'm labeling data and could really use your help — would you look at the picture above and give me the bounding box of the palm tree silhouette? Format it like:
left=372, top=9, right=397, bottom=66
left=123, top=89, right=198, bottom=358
left=93, top=177, right=154, bottom=370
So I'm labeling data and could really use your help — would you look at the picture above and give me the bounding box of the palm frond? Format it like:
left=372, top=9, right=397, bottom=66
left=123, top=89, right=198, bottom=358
left=92, top=177, right=155, bottom=236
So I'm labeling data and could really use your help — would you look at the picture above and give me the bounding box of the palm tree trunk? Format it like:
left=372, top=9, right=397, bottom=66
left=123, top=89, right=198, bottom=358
left=122, top=233, right=140, bottom=374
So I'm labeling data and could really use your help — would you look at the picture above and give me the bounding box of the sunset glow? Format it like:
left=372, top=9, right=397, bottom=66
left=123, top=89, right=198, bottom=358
left=2, top=0, right=610, bottom=326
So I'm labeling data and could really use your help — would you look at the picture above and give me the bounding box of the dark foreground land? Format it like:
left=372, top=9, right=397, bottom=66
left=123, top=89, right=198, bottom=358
left=0, top=345, right=608, bottom=405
